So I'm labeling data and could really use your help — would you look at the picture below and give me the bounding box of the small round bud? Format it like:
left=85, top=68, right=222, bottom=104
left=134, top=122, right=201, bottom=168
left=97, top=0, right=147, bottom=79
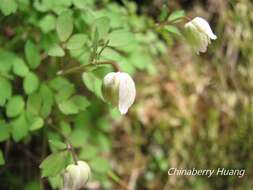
left=63, top=161, right=91, bottom=190
left=185, top=17, right=217, bottom=54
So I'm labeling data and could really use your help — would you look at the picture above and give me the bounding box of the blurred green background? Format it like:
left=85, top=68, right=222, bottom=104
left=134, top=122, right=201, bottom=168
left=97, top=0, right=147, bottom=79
left=0, top=0, right=253, bottom=189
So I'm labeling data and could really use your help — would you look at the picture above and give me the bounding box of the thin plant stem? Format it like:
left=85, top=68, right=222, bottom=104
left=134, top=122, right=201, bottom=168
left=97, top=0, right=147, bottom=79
left=67, top=143, right=78, bottom=165
left=50, top=125, right=78, bottom=165
left=155, top=16, right=191, bottom=28
left=57, top=60, right=120, bottom=76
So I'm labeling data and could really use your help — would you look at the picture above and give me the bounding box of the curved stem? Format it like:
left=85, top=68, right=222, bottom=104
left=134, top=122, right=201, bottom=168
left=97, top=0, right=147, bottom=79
left=57, top=63, right=93, bottom=76
left=67, top=143, right=78, bottom=165
left=155, top=16, right=191, bottom=28
left=95, top=60, right=120, bottom=72
left=49, top=125, right=78, bottom=165
left=57, top=60, right=120, bottom=76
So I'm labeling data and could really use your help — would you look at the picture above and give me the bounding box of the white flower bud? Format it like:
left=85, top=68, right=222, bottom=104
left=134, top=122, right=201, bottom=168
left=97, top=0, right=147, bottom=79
left=185, top=17, right=217, bottom=54
left=63, top=161, right=91, bottom=190
left=102, top=72, right=136, bottom=114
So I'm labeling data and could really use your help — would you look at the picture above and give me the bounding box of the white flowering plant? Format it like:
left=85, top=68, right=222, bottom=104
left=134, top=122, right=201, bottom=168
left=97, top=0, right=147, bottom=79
left=0, top=0, right=221, bottom=189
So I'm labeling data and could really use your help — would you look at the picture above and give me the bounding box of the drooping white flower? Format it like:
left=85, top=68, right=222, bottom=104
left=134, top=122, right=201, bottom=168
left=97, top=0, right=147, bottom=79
left=102, top=72, right=136, bottom=114
left=63, top=161, right=90, bottom=190
left=185, top=17, right=217, bottom=54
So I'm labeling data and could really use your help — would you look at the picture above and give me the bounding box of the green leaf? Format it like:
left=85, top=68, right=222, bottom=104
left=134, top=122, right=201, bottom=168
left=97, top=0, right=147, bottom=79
left=39, top=14, right=56, bottom=33
left=0, top=51, right=15, bottom=74
left=58, top=99, right=79, bottom=115
left=50, top=77, right=75, bottom=103
left=48, top=44, right=65, bottom=57
left=12, top=57, right=29, bottom=77
left=27, top=93, right=42, bottom=115
left=79, top=145, right=98, bottom=160
left=54, top=0, right=72, bottom=7
left=0, top=150, right=5, bottom=166
left=73, top=0, right=92, bottom=9
left=164, top=25, right=181, bottom=35
left=90, top=157, right=110, bottom=173
left=168, top=10, right=185, bottom=22
left=82, top=72, right=103, bottom=99
left=95, top=16, right=110, bottom=39
left=108, top=30, right=135, bottom=47
left=39, top=83, right=54, bottom=118
left=0, top=120, right=10, bottom=142
left=11, top=113, right=29, bottom=142
left=71, top=95, right=90, bottom=111
left=24, top=181, right=41, bottom=190
left=69, top=129, right=86, bottom=147
left=0, top=78, right=12, bottom=106
left=66, top=34, right=88, bottom=50
left=159, top=4, right=169, bottom=21
left=90, top=28, right=99, bottom=61
left=49, top=139, right=67, bottom=151
left=60, top=121, right=71, bottom=136
left=23, top=72, right=40, bottom=94
left=25, top=40, right=41, bottom=69
left=56, top=11, right=73, bottom=42
left=6, top=96, right=25, bottom=118
left=48, top=175, right=63, bottom=190
left=40, top=151, right=68, bottom=177
left=29, top=116, right=44, bottom=131
left=0, top=0, right=17, bottom=16
left=49, top=77, right=73, bottom=91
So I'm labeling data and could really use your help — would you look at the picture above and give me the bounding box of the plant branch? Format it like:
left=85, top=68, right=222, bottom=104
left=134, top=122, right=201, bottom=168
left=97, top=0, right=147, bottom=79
left=155, top=16, right=191, bottom=28
left=95, top=60, right=120, bottom=72
left=57, top=60, right=120, bottom=76
left=49, top=125, right=78, bottom=165
left=67, top=143, right=78, bottom=165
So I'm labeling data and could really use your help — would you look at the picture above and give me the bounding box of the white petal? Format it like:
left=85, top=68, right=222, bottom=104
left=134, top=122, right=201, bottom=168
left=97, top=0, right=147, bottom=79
left=65, top=164, right=81, bottom=190
left=103, top=72, right=117, bottom=87
left=192, top=17, right=217, bottom=40
left=117, top=73, right=136, bottom=114
left=197, top=32, right=209, bottom=53
left=77, top=161, right=90, bottom=188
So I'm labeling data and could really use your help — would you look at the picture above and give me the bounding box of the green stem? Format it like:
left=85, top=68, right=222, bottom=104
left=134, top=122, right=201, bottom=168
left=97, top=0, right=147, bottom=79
left=49, top=125, right=78, bottom=165
left=67, top=143, right=78, bottom=165
left=155, top=16, right=191, bottom=28
left=57, top=60, right=120, bottom=76
left=57, top=63, right=93, bottom=76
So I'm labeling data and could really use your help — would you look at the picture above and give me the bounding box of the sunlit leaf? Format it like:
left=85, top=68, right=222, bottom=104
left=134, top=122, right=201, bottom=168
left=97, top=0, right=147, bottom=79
left=56, top=11, right=73, bottom=42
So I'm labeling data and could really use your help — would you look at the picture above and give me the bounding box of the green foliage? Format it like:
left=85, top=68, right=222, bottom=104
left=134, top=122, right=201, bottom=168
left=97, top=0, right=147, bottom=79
left=11, top=113, right=28, bottom=142
left=0, top=0, right=17, bottom=16
left=40, top=151, right=68, bottom=177
left=6, top=96, right=25, bottom=118
left=25, top=41, right=41, bottom=69
left=168, top=10, right=185, bottom=22
left=0, top=78, right=12, bottom=106
left=0, top=0, right=252, bottom=190
left=82, top=72, right=103, bottom=99
left=0, top=150, right=5, bottom=165
left=48, top=44, right=65, bottom=57
left=12, top=57, right=29, bottom=77
left=23, top=72, right=40, bottom=94
left=66, top=34, right=88, bottom=50
left=56, top=11, right=73, bottom=42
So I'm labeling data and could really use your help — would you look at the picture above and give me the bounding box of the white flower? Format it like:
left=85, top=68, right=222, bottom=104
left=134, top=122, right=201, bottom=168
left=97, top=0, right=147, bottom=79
left=63, top=161, right=90, bottom=190
left=102, top=72, right=136, bottom=114
left=185, top=17, right=217, bottom=54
